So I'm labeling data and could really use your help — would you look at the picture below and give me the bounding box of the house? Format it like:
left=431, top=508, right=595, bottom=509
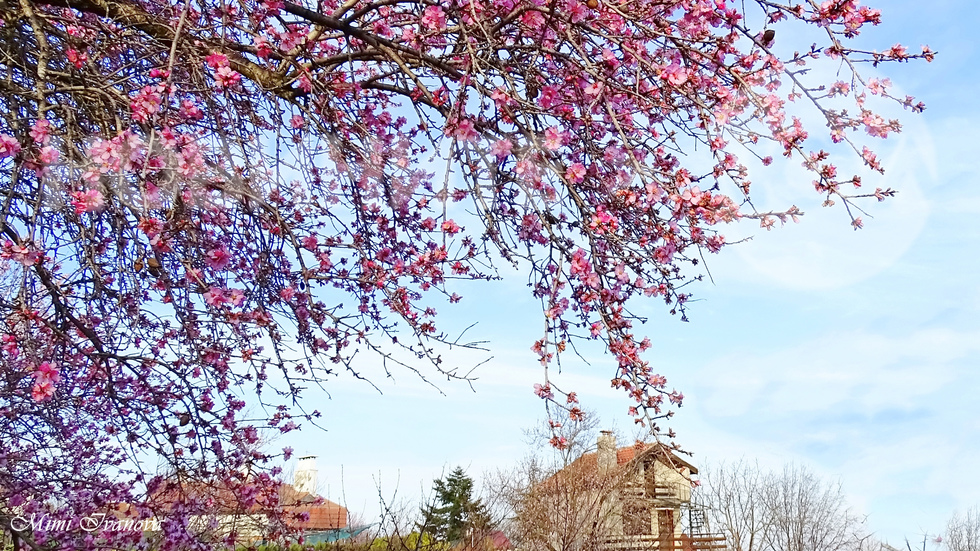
left=593, top=431, right=698, bottom=550
left=516, top=432, right=723, bottom=551
left=143, top=456, right=348, bottom=543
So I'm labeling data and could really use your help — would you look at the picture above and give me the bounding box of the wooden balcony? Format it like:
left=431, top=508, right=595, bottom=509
left=620, top=482, right=687, bottom=505
left=602, top=533, right=727, bottom=551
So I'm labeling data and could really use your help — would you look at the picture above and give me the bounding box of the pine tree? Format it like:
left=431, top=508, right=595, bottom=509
left=420, top=467, right=492, bottom=544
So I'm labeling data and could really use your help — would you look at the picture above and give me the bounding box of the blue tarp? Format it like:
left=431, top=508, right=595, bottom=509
left=299, top=524, right=373, bottom=544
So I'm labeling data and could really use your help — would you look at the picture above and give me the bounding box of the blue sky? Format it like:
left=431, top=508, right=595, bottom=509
left=276, top=0, right=980, bottom=545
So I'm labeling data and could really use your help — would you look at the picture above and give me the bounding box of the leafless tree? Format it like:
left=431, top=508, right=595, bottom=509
left=492, top=454, right=626, bottom=551
left=699, top=459, right=767, bottom=551
left=701, top=461, right=881, bottom=551
left=946, top=507, right=980, bottom=551
left=761, top=464, right=870, bottom=551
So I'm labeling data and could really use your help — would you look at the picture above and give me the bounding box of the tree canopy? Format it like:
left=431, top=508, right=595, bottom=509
left=420, top=467, right=491, bottom=544
left=0, top=0, right=929, bottom=547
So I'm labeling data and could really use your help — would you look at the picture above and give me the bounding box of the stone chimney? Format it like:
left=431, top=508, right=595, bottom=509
left=294, top=455, right=318, bottom=495
left=597, top=431, right=616, bottom=475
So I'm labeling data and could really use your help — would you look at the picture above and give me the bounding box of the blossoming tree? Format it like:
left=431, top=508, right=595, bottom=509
left=0, top=0, right=928, bottom=547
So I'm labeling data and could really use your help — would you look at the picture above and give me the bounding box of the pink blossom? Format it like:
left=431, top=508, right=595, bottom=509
left=401, top=26, right=417, bottom=44
left=0, top=0, right=928, bottom=536
left=614, top=262, right=628, bottom=282
left=566, top=162, right=586, bottom=183
left=205, top=53, right=229, bottom=68
left=180, top=99, right=204, bottom=121
left=520, top=10, right=545, bottom=31
left=515, top=159, right=540, bottom=181
left=214, top=65, right=242, bottom=88
left=228, top=288, right=246, bottom=307
left=2, top=335, right=18, bottom=357
left=176, top=139, right=205, bottom=177
left=705, top=234, right=725, bottom=253
left=653, top=243, right=675, bottom=263
left=205, top=246, right=232, bottom=270
left=38, top=146, right=59, bottom=165
left=588, top=207, right=619, bottom=235
left=66, top=48, right=88, bottom=69
left=441, top=219, right=461, bottom=235
left=254, top=36, right=273, bottom=58
left=29, top=362, right=60, bottom=402
left=31, top=380, right=55, bottom=402
left=34, top=362, right=61, bottom=385
left=452, top=118, right=478, bottom=142
left=533, top=383, right=554, bottom=399
left=3, top=241, right=41, bottom=266
left=421, top=5, right=447, bottom=30
left=130, top=85, right=163, bottom=123
left=261, top=0, right=283, bottom=12
left=584, top=81, right=604, bottom=98
left=867, top=78, right=890, bottom=96
left=604, top=143, right=625, bottom=165
left=543, top=126, right=566, bottom=151
left=30, top=119, right=51, bottom=145
left=490, top=88, right=512, bottom=108
left=567, top=0, right=588, bottom=22
left=185, top=267, right=203, bottom=285
left=491, top=139, right=513, bottom=158
left=829, top=81, right=850, bottom=97
left=70, top=189, right=105, bottom=214
left=537, top=85, right=561, bottom=108
left=137, top=217, right=165, bottom=237
left=583, top=272, right=600, bottom=289
left=203, top=287, right=227, bottom=306
left=861, top=146, right=881, bottom=171
left=549, top=436, right=569, bottom=449
left=518, top=214, right=547, bottom=244
left=0, top=134, right=20, bottom=158
left=661, top=63, right=689, bottom=87
left=601, top=47, right=620, bottom=68
left=570, top=248, right=591, bottom=276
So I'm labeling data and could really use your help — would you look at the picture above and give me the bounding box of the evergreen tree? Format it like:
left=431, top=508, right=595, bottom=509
left=420, top=467, right=492, bottom=544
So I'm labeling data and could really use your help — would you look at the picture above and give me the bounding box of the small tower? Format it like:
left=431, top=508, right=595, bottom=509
left=598, top=430, right=616, bottom=475
left=294, top=455, right=318, bottom=495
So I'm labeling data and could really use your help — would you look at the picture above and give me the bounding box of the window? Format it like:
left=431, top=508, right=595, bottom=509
left=623, top=504, right=651, bottom=536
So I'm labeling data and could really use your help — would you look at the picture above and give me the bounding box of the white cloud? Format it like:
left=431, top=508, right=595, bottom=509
left=677, top=324, right=980, bottom=543
left=693, top=328, right=974, bottom=419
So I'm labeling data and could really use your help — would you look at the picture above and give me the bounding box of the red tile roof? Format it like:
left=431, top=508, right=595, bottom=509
left=148, top=479, right=347, bottom=531
left=571, top=441, right=698, bottom=475
left=279, top=485, right=347, bottom=531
